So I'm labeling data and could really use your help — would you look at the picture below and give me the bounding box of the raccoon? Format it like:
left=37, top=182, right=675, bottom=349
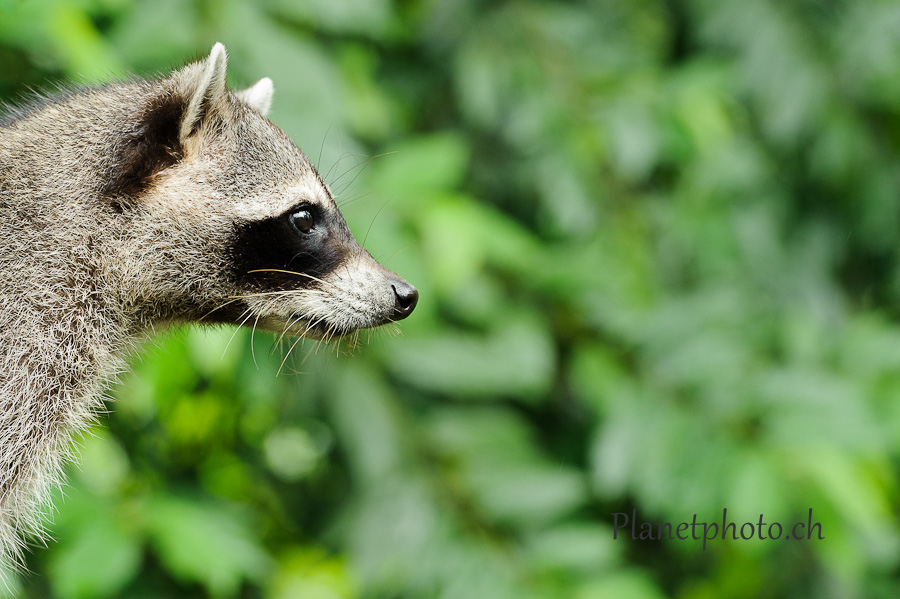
left=0, top=43, right=417, bottom=568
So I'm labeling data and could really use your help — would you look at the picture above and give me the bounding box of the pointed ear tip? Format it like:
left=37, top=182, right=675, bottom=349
left=257, top=77, right=274, bottom=91
left=208, top=42, right=228, bottom=68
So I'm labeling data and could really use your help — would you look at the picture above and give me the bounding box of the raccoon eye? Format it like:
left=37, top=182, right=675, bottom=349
left=290, top=208, right=315, bottom=234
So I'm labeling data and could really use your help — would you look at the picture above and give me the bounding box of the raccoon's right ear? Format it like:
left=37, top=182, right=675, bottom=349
left=235, top=77, right=274, bottom=116
left=179, top=42, right=229, bottom=142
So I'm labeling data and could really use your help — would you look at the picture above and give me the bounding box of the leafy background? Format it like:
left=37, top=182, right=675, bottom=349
left=2, top=0, right=900, bottom=597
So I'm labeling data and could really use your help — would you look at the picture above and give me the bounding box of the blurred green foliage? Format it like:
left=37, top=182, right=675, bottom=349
left=3, top=0, right=900, bottom=597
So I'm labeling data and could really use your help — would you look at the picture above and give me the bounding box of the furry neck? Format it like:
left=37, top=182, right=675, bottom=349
left=0, top=251, right=133, bottom=565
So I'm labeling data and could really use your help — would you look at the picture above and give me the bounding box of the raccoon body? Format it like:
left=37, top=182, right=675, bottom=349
left=0, top=44, right=416, bottom=567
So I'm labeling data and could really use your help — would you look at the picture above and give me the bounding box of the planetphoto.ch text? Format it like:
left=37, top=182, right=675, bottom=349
left=611, top=508, right=824, bottom=550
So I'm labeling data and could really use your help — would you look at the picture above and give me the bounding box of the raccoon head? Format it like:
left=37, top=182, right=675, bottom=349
left=106, top=43, right=417, bottom=340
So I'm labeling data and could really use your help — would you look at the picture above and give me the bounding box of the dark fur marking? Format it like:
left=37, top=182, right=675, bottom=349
left=228, top=210, right=347, bottom=294
left=201, top=300, right=252, bottom=326
left=101, top=93, right=185, bottom=200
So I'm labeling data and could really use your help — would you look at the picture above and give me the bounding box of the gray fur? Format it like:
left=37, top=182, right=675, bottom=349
left=0, top=44, right=416, bottom=568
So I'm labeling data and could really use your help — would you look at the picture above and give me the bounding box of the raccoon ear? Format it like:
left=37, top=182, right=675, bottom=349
left=179, top=42, right=229, bottom=142
left=102, top=44, right=229, bottom=200
left=235, top=77, right=274, bottom=116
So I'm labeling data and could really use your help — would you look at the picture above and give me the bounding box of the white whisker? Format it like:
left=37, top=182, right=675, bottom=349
left=222, top=308, right=254, bottom=360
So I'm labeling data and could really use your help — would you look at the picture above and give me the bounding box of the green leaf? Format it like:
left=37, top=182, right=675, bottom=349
left=147, top=496, right=270, bottom=598
left=367, top=133, right=471, bottom=206
left=467, top=463, right=587, bottom=527
left=388, top=314, right=554, bottom=400
left=49, top=514, right=141, bottom=599
left=263, top=0, right=394, bottom=37
left=524, top=523, right=620, bottom=575
left=269, top=547, right=357, bottom=599
left=575, top=571, right=667, bottom=599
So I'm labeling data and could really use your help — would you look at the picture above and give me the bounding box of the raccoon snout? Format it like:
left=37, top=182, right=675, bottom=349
left=390, top=279, right=418, bottom=320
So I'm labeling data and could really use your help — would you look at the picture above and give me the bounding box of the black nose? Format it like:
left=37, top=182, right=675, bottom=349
left=391, top=280, right=418, bottom=320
